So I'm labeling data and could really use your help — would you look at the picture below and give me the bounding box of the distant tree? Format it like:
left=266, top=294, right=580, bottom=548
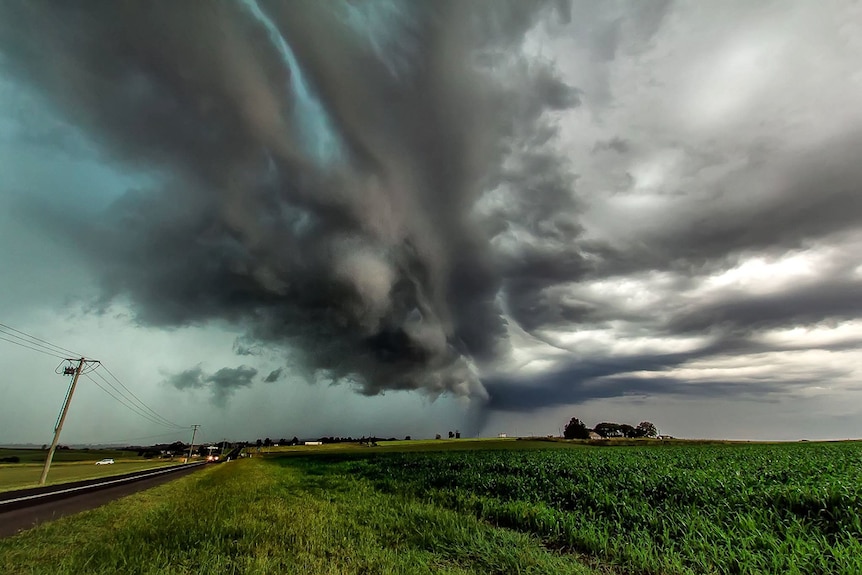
left=594, top=422, right=623, bottom=438
left=619, top=424, right=636, bottom=438
left=435, top=434, right=442, bottom=440
left=455, top=430, right=461, bottom=439
left=264, top=438, right=272, bottom=447
left=256, top=439, right=263, bottom=448
left=563, top=417, right=591, bottom=440
left=448, top=431, right=455, bottom=439
left=636, top=421, right=658, bottom=438
left=291, top=436, right=299, bottom=446
left=41, top=444, right=47, bottom=450
left=278, top=438, right=287, bottom=445
left=405, top=436, right=411, bottom=441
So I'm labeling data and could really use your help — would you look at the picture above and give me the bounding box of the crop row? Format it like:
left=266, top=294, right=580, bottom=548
left=338, top=442, right=862, bottom=575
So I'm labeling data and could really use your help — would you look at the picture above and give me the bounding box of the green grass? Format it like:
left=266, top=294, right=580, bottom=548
left=3, top=441, right=860, bottom=574
left=0, top=458, right=605, bottom=575
left=0, top=460, right=182, bottom=492
left=0, top=448, right=140, bottom=464
left=325, top=441, right=862, bottom=575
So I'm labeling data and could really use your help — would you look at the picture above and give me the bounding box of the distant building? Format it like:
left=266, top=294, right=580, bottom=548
left=498, top=433, right=508, bottom=438
left=304, top=441, right=323, bottom=446
left=588, top=431, right=602, bottom=440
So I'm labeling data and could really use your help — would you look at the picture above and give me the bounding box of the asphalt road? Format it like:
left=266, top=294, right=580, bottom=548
left=0, top=463, right=206, bottom=538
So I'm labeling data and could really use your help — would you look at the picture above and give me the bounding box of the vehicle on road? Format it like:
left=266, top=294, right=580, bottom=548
left=95, top=458, right=115, bottom=465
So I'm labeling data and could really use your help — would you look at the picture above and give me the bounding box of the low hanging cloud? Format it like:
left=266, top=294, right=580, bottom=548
left=165, top=365, right=259, bottom=406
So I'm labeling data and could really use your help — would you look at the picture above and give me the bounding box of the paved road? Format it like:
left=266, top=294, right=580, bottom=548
left=0, top=463, right=207, bottom=538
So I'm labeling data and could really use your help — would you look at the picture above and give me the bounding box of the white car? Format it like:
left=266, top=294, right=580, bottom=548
left=95, top=458, right=115, bottom=465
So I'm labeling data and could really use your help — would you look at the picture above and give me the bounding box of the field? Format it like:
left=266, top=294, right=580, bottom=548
left=0, top=447, right=140, bottom=463
left=0, top=448, right=181, bottom=491
left=1, top=440, right=860, bottom=574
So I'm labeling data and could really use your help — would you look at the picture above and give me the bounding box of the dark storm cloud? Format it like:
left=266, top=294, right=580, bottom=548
left=264, top=368, right=283, bottom=383
left=485, top=343, right=852, bottom=412
left=165, top=365, right=259, bottom=406
left=0, top=0, right=577, bottom=398
left=4, top=0, right=862, bottom=419
left=667, top=279, right=862, bottom=336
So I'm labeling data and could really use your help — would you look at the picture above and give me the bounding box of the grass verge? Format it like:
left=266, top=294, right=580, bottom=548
left=0, top=458, right=605, bottom=575
left=0, top=461, right=181, bottom=492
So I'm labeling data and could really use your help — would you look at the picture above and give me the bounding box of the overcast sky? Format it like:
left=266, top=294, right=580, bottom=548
left=1, top=0, right=861, bottom=445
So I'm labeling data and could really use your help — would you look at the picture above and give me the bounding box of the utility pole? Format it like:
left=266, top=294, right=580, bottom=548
left=40, top=357, right=98, bottom=485
left=186, top=424, right=200, bottom=464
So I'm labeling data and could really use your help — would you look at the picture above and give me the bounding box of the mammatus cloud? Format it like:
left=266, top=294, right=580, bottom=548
left=165, top=365, right=259, bottom=406
left=2, top=0, right=862, bottom=417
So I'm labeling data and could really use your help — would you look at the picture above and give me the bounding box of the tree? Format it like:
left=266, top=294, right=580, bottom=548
left=448, top=431, right=455, bottom=439
left=264, top=438, right=272, bottom=447
left=594, top=422, right=623, bottom=438
left=619, top=424, right=636, bottom=438
left=563, top=417, right=591, bottom=439
left=636, top=421, right=658, bottom=438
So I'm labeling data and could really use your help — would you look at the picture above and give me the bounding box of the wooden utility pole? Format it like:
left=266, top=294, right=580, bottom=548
left=40, top=357, right=95, bottom=485
left=186, top=424, right=200, bottom=463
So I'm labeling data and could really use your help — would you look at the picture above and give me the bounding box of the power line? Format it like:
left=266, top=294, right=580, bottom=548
left=84, top=372, right=183, bottom=429
left=97, top=430, right=189, bottom=446
left=0, top=334, right=66, bottom=359
left=98, top=364, right=185, bottom=429
left=87, top=370, right=186, bottom=430
left=83, top=372, right=186, bottom=430
left=0, top=321, right=82, bottom=357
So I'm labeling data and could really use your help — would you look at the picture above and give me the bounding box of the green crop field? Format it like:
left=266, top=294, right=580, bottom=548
left=0, top=447, right=184, bottom=492
left=0, top=447, right=140, bottom=464
left=0, top=460, right=182, bottom=492
left=2, top=440, right=860, bottom=574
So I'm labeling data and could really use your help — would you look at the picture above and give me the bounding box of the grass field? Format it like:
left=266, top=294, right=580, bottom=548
left=0, top=456, right=605, bottom=575
left=0, top=460, right=182, bottom=492
left=2, top=440, right=860, bottom=574
left=0, top=447, right=140, bottom=464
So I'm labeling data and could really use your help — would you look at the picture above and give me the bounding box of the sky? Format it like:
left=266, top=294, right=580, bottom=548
left=1, top=0, right=861, bottom=445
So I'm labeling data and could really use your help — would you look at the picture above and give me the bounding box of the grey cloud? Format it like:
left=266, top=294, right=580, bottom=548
left=4, top=0, right=862, bottom=419
left=165, top=365, right=258, bottom=406
left=667, top=279, right=862, bottom=336
left=0, top=1, right=576, bottom=399
left=485, top=345, right=851, bottom=412
left=264, top=368, right=283, bottom=383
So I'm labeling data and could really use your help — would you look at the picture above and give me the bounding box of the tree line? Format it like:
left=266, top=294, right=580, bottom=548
left=563, top=417, right=658, bottom=439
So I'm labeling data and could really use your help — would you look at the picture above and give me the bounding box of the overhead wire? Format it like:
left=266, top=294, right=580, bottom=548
left=97, top=430, right=189, bottom=446
left=0, top=321, right=82, bottom=357
left=0, top=319, right=190, bottom=434
left=0, top=333, right=66, bottom=359
left=96, top=364, right=186, bottom=429
left=82, top=372, right=186, bottom=429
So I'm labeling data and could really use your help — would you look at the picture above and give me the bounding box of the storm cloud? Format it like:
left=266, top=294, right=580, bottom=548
left=2, top=0, right=862, bottom=421
left=165, top=365, right=259, bottom=406
left=0, top=0, right=577, bottom=399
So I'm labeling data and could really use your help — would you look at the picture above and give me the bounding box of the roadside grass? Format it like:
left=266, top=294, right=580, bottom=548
left=0, top=448, right=139, bottom=464
left=0, top=458, right=606, bottom=575
left=0, top=460, right=182, bottom=492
